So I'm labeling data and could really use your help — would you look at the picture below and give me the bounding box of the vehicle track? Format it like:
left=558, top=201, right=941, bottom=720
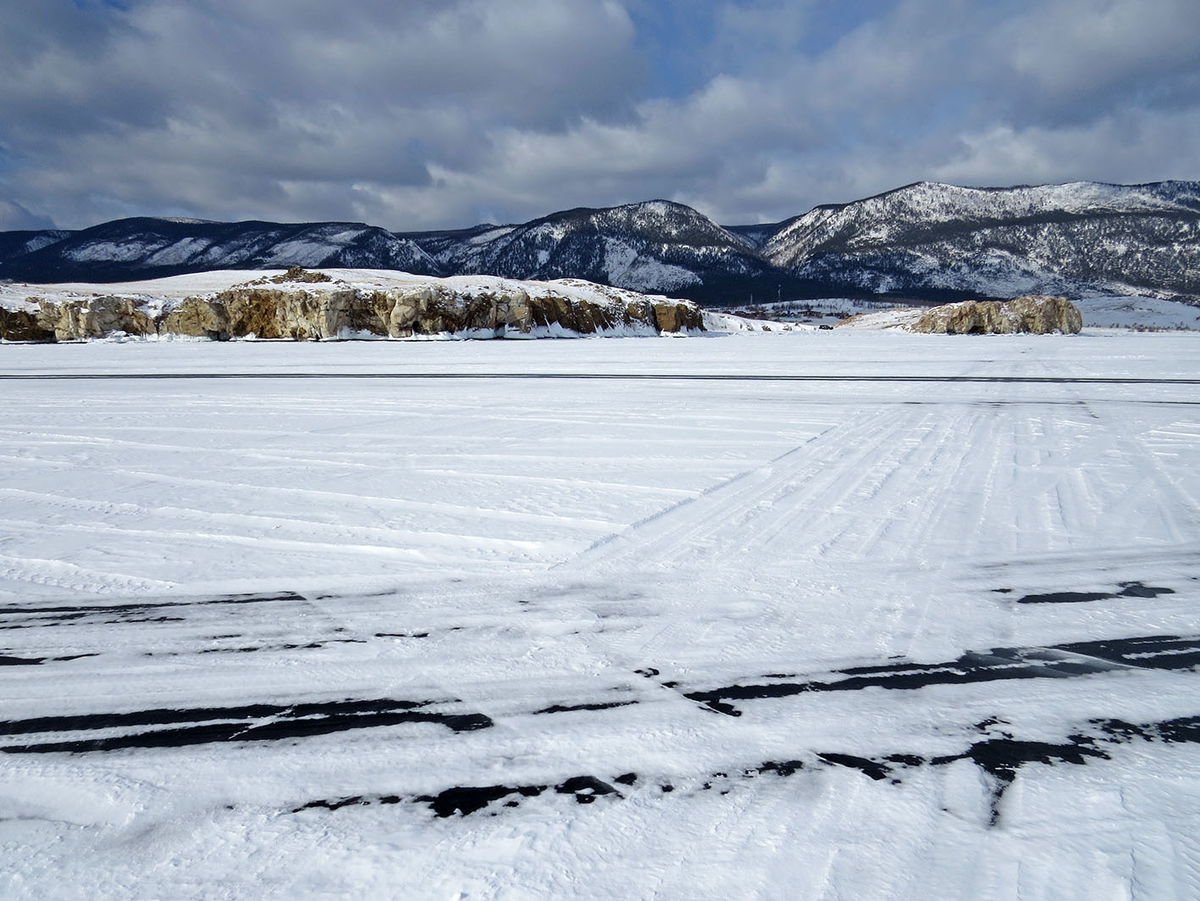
left=4, top=372, right=1200, bottom=384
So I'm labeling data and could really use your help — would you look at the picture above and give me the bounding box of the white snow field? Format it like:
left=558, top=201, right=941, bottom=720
left=2, top=331, right=1200, bottom=899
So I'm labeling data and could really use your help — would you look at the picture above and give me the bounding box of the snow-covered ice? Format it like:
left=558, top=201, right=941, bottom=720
left=1075, top=295, right=1200, bottom=331
left=2, top=330, right=1199, bottom=899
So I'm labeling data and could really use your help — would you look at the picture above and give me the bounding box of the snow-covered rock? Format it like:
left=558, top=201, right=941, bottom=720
left=36, top=294, right=157, bottom=341
left=910, top=295, right=1083, bottom=334
left=0, top=306, right=53, bottom=341
left=0, top=268, right=705, bottom=341
left=838, top=294, right=1083, bottom=334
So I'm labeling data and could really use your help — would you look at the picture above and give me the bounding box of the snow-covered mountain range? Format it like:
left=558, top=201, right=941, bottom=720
left=403, top=200, right=794, bottom=305
left=2, top=181, right=1197, bottom=305
left=0, top=218, right=440, bottom=284
left=762, top=181, right=1200, bottom=302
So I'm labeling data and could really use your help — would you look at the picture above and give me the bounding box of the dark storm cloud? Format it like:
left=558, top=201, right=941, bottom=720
left=1, top=0, right=1197, bottom=231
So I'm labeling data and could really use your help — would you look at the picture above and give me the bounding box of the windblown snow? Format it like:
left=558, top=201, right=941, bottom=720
left=1, top=331, right=1199, bottom=899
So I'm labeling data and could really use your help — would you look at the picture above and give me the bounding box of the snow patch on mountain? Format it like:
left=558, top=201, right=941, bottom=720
left=600, top=237, right=701, bottom=291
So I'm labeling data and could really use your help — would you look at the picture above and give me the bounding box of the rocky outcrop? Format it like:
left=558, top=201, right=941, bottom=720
left=0, top=270, right=706, bottom=342
left=653, top=299, right=705, bottom=333
left=253, top=266, right=333, bottom=285
left=37, top=295, right=157, bottom=341
left=0, top=306, right=56, bottom=342
left=156, top=296, right=230, bottom=339
left=910, top=295, right=1083, bottom=335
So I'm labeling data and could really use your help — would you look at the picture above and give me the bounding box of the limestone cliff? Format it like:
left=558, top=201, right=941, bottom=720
left=0, top=268, right=705, bottom=342
left=38, top=295, right=157, bottom=341
left=837, top=294, right=1083, bottom=334
left=909, top=295, right=1083, bottom=335
left=0, top=306, right=55, bottom=342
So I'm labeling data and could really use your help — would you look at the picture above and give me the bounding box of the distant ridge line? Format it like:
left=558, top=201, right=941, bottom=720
left=3, top=179, right=1198, bottom=304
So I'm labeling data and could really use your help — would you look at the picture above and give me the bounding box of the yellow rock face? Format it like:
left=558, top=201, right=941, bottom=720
left=912, top=295, right=1083, bottom=334
left=0, top=307, right=55, bottom=342
left=2, top=270, right=706, bottom=341
left=37, top=295, right=156, bottom=340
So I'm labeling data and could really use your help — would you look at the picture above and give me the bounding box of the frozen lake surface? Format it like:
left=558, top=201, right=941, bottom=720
left=2, top=331, right=1200, bottom=898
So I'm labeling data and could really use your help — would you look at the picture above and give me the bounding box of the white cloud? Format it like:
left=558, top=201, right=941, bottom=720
left=934, top=110, right=1200, bottom=188
left=0, top=0, right=1196, bottom=231
left=993, top=0, right=1200, bottom=118
left=0, top=0, right=644, bottom=227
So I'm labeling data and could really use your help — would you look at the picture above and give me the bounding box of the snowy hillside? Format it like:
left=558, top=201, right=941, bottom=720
left=0, top=218, right=440, bottom=283
left=762, top=181, right=1200, bottom=302
left=405, top=200, right=787, bottom=303
left=0, top=228, right=72, bottom=260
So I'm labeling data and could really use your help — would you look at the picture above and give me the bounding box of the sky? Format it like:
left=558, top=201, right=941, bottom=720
left=1, top=0, right=1198, bottom=232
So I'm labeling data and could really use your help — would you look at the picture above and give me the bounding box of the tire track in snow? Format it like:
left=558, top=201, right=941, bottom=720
left=6, top=372, right=1200, bottom=384
left=560, top=408, right=897, bottom=574
left=0, top=555, right=179, bottom=597
left=0, top=485, right=622, bottom=536
left=542, top=406, right=956, bottom=674
left=743, top=407, right=953, bottom=562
